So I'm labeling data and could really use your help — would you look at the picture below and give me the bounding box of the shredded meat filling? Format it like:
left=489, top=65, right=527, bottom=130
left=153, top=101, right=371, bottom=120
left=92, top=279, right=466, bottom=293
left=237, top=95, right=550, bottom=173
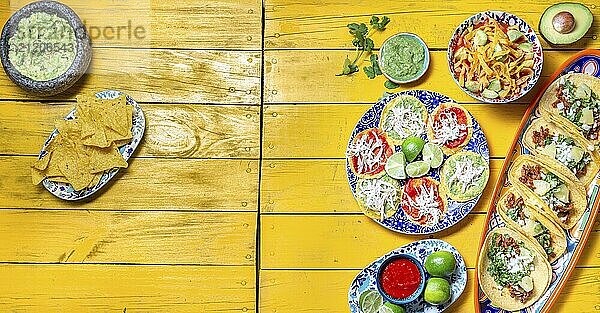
left=532, top=126, right=550, bottom=147
left=519, top=164, right=542, bottom=190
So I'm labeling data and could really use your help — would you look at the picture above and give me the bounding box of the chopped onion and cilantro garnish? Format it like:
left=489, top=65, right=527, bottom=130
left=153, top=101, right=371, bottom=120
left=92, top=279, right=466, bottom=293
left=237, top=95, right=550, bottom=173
left=487, top=233, right=535, bottom=303
left=553, top=79, right=600, bottom=140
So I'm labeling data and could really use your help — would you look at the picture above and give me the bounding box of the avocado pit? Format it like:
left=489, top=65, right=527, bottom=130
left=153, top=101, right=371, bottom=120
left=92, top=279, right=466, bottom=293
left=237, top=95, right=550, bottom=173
left=552, top=11, right=575, bottom=34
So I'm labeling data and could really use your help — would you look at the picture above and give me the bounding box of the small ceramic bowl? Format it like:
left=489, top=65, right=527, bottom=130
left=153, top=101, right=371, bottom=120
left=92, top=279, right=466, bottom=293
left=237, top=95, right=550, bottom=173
left=447, top=11, right=543, bottom=104
left=0, top=0, right=92, bottom=96
left=376, top=253, right=426, bottom=305
left=380, top=33, right=430, bottom=84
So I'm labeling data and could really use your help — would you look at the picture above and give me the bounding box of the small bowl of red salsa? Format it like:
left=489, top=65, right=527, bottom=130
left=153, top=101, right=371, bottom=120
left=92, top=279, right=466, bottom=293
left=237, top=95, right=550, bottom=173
left=376, top=254, right=426, bottom=305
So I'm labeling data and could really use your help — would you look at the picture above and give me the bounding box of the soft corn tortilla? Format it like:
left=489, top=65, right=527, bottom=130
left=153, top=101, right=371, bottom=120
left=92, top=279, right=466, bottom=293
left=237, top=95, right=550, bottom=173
left=523, top=118, right=599, bottom=186
left=539, top=73, right=600, bottom=150
left=497, top=187, right=567, bottom=263
left=508, top=155, right=587, bottom=229
left=478, top=227, right=552, bottom=311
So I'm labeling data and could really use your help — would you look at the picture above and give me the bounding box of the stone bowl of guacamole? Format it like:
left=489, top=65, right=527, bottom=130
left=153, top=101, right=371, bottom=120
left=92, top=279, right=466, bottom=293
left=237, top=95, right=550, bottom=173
left=379, top=33, right=430, bottom=84
left=0, top=1, right=91, bottom=96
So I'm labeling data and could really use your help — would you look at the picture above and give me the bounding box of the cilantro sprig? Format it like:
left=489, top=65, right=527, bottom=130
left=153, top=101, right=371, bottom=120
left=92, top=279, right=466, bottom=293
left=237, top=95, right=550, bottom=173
left=337, top=15, right=390, bottom=77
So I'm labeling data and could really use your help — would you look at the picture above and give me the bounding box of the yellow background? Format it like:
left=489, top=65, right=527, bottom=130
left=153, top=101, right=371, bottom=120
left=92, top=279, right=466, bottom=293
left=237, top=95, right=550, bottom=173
left=0, top=0, right=598, bottom=312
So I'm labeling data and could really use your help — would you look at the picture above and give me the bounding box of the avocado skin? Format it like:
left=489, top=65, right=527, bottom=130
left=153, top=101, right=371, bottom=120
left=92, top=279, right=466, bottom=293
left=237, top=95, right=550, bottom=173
left=539, top=2, right=593, bottom=45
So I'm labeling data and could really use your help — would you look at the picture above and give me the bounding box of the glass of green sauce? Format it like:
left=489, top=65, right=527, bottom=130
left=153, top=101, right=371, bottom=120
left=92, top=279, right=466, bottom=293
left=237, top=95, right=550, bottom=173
left=380, top=33, right=430, bottom=84
left=8, top=12, right=77, bottom=82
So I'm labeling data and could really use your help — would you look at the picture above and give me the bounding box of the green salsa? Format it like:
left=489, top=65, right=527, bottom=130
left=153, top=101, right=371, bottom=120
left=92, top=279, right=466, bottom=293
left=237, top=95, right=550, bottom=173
left=380, top=34, right=426, bottom=82
left=8, top=12, right=76, bottom=81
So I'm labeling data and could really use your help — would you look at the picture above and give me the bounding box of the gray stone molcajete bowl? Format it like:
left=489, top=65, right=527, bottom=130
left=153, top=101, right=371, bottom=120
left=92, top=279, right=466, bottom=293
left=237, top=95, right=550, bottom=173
left=0, top=0, right=92, bottom=96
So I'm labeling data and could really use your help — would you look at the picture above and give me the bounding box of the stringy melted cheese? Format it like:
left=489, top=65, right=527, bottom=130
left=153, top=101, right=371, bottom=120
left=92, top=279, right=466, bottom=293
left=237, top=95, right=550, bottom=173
left=358, top=179, right=397, bottom=221
left=432, top=110, right=467, bottom=146
left=347, top=133, right=386, bottom=174
left=406, top=183, right=442, bottom=225
left=447, top=158, right=485, bottom=193
left=385, top=104, right=426, bottom=138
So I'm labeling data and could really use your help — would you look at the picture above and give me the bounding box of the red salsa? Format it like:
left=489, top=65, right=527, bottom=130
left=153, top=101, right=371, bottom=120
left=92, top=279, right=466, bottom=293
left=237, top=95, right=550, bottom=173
left=381, top=258, right=422, bottom=299
left=433, top=106, right=468, bottom=149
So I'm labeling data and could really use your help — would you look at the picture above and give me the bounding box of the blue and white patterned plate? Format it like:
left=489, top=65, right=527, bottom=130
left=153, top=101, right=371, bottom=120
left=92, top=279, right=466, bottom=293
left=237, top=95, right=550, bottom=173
left=348, top=239, right=467, bottom=313
left=476, top=52, right=600, bottom=313
left=38, top=90, right=145, bottom=201
left=447, top=11, right=543, bottom=104
left=346, top=90, right=489, bottom=234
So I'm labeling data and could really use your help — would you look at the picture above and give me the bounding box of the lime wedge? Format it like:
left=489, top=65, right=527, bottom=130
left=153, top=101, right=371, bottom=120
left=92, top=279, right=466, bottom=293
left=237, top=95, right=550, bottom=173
left=380, top=302, right=405, bottom=313
left=385, top=152, right=407, bottom=179
left=422, top=143, right=444, bottom=169
left=406, top=161, right=431, bottom=178
left=402, top=136, right=425, bottom=162
left=359, top=290, right=383, bottom=313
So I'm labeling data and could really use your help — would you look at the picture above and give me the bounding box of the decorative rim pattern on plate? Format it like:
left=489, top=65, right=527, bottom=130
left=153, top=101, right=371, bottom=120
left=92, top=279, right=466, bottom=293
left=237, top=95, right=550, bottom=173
left=345, top=90, right=490, bottom=234
left=348, top=239, right=467, bottom=313
left=447, top=10, right=544, bottom=104
left=39, top=90, right=145, bottom=201
left=476, top=51, right=600, bottom=313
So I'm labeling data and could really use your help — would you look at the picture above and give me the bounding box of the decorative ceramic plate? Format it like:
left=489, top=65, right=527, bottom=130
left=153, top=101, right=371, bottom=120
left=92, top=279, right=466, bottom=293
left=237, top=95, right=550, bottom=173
left=38, top=90, right=145, bottom=200
left=447, top=11, right=543, bottom=104
left=475, top=50, right=600, bottom=313
left=348, top=239, right=467, bottom=313
left=346, top=90, right=489, bottom=234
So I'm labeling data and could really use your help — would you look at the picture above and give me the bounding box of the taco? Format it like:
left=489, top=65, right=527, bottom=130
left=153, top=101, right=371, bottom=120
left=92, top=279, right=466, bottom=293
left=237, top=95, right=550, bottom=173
left=508, top=155, right=587, bottom=229
left=497, top=187, right=567, bottom=263
left=539, top=73, right=600, bottom=150
left=400, top=177, right=448, bottom=227
left=523, top=118, right=599, bottom=186
left=355, top=174, right=400, bottom=221
left=427, top=102, right=472, bottom=155
left=346, top=128, right=395, bottom=179
left=478, top=227, right=552, bottom=311
left=440, top=151, right=489, bottom=202
left=379, top=95, right=428, bottom=145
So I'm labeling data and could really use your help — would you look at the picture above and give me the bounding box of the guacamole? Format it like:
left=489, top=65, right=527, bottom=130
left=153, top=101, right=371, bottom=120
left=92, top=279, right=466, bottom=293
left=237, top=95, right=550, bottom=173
left=8, top=12, right=76, bottom=81
left=380, top=34, right=426, bottom=82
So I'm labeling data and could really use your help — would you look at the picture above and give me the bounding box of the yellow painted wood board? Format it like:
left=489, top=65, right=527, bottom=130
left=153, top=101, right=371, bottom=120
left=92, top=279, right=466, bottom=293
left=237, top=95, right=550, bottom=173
left=0, top=102, right=260, bottom=158
left=0, top=49, right=261, bottom=104
left=260, top=214, right=600, bottom=269
left=0, top=210, right=255, bottom=265
left=260, top=159, right=501, bottom=213
left=264, top=0, right=600, bottom=49
left=259, top=268, right=600, bottom=312
left=263, top=104, right=525, bottom=158
left=0, top=264, right=255, bottom=312
left=0, top=156, right=258, bottom=211
left=264, top=50, right=573, bottom=104
left=2, top=0, right=262, bottom=49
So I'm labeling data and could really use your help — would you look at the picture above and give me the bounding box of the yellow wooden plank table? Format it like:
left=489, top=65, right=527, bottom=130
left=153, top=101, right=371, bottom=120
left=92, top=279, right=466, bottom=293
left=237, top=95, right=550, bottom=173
left=0, top=0, right=598, bottom=312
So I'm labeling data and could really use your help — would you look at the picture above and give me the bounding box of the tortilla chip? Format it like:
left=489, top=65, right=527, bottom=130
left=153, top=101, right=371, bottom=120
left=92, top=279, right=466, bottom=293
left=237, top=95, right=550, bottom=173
left=54, top=148, right=95, bottom=191
left=84, top=143, right=128, bottom=173
left=47, top=176, right=70, bottom=183
left=88, top=172, right=104, bottom=188
left=32, top=151, right=52, bottom=171
left=31, top=168, right=46, bottom=185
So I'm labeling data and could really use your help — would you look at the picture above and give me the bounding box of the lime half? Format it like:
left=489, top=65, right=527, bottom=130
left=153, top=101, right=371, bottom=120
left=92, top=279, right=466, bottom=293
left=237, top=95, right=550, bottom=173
left=406, top=161, right=431, bottom=178
left=385, top=152, right=406, bottom=179
left=402, top=136, right=425, bottom=162
left=422, top=143, right=444, bottom=169
left=359, top=290, right=383, bottom=313
left=379, top=302, right=405, bottom=313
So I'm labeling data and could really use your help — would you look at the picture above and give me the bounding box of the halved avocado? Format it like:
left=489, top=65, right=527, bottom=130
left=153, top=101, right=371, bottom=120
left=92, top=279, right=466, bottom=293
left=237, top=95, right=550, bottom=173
left=539, top=3, right=593, bottom=45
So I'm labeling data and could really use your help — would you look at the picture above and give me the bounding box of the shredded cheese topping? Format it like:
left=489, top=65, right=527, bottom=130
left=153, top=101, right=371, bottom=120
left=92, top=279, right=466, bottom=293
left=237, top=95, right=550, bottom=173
left=347, top=132, right=386, bottom=174
left=432, top=110, right=467, bottom=145
left=406, top=183, right=442, bottom=225
left=358, top=179, right=397, bottom=221
left=384, top=103, right=426, bottom=139
left=447, top=157, right=486, bottom=193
